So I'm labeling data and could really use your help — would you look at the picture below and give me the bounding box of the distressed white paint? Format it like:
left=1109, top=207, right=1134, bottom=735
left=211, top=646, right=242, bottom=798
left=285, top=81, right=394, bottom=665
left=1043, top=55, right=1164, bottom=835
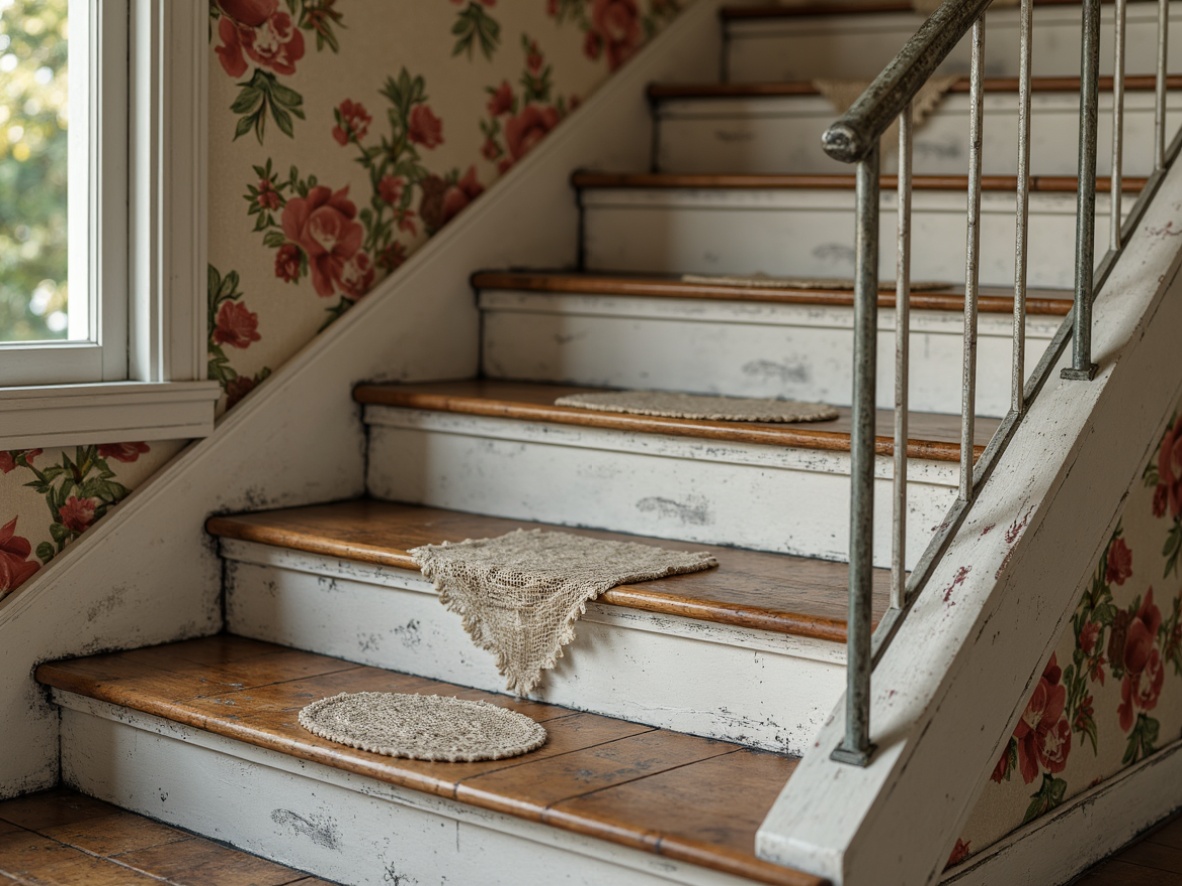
left=56, top=698, right=765, bottom=886
left=581, top=186, right=1131, bottom=288
left=756, top=143, right=1182, bottom=885
left=942, top=738, right=1182, bottom=886
left=480, top=291, right=1062, bottom=417
left=655, top=91, right=1181, bottom=176
left=725, top=2, right=1182, bottom=82
left=222, top=539, right=846, bottom=753
left=0, top=0, right=727, bottom=799
left=364, top=407, right=959, bottom=569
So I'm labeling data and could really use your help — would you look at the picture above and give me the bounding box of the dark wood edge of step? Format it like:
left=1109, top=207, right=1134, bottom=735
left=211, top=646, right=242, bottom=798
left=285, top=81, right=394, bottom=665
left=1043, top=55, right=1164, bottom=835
left=205, top=510, right=857, bottom=643
left=352, top=382, right=989, bottom=462
left=721, top=0, right=1152, bottom=21
left=648, top=74, right=1182, bottom=101
left=572, top=170, right=1148, bottom=193
left=471, top=270, right=1073, bottom=316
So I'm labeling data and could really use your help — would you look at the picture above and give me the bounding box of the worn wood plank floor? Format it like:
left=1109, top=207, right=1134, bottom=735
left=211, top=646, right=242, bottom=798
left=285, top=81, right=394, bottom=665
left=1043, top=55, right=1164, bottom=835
left=0, top=788, right=337, bottom=885
left=1075, top=813, right=1182, bottom=885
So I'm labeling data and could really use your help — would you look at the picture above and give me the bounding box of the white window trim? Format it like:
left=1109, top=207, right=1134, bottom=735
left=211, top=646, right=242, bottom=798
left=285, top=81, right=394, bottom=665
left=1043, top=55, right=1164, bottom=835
left=0, top=0, right=219, bottom=450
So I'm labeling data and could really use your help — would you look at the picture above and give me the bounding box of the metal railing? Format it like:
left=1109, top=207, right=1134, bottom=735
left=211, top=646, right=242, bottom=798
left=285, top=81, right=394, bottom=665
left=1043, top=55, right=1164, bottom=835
left=826, top=0, right=1180, bottom=766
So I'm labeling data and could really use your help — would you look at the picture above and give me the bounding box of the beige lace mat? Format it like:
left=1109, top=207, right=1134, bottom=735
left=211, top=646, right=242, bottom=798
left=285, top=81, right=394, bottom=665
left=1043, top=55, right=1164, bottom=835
left=411, top=530, right=718, bottom=696
left=680, top=273, right=949, bottom=292
left=555, top=390, right=839, bottom=423
left=814, top=75, right=960, bottom=152
left=299, top=691, right=547, bottom=762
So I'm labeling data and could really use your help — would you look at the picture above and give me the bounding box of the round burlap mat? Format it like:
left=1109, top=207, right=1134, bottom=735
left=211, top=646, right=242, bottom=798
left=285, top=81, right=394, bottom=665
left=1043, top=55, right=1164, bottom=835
left=299, top=692, right=547, bottom=762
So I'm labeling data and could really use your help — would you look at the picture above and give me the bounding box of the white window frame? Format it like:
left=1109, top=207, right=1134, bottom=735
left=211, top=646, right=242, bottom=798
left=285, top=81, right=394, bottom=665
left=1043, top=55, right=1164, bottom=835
left=0, top=0, right=219, bottom=449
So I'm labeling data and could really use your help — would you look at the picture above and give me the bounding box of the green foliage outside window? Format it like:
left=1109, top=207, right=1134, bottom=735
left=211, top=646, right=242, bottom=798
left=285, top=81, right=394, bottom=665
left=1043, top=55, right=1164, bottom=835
left=0, top=0, right=69, bottom=343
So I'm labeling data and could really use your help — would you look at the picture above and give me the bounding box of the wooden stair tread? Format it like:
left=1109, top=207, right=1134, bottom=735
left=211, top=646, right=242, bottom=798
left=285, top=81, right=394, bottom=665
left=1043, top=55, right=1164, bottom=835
left=353, top=379, right=999, bottom=461
left=473, top=269, right=1073, bottom=316
left=722, top=0, right=1147, bottom=20
left=573, top=170, right=1147, bottom=193
left=207, top=499, right=890, bottom=642
left=649, top=74, right=1182, bottom=100
left=35, top=636, right=826, bottom=886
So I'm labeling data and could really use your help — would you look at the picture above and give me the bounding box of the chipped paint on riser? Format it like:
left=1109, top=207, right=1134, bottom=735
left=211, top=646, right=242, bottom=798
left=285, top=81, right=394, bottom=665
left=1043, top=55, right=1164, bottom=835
left=56, top=698, right=765, bottom=886
left=581, top=189, right=1131, bottom=289
left=480, top=292, right=1062, bottom=417
left=363, top=408, right=960, bottom=570
left=655, top=92, right=1181, bottom=177
left=725, top=2, right=1182, bottom=81
left=222, top=539, right=845, bottom=753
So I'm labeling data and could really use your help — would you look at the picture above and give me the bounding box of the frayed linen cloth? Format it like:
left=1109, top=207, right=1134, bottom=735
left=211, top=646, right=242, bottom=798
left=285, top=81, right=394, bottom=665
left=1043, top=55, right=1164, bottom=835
left=680, top=273, right=949, bottom=292
left=299, top=691, right=546, bottom=762
left=555, top=390, right=839, bottom=423
left=410, top=530, right=718, bottom=696
left=813, top=75, right=961, bottom=153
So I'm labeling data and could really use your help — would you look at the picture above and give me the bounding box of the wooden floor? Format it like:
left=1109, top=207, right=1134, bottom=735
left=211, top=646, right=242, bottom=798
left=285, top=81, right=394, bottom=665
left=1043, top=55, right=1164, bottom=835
left=35, top=635, right=820, bottom=886
left=0, top=788, right=336, bottom=885
left=1074, top=814, right=1182, bottom=885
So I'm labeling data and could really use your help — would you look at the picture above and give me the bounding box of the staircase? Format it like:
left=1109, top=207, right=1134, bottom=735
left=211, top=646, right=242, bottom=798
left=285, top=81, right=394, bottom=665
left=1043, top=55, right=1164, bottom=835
left=31, top=3, right=1182, bottom=885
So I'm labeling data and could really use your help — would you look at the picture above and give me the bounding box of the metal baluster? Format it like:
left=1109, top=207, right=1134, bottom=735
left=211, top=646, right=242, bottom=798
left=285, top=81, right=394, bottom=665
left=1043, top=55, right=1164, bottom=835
left=893, top=107, right=912, bottom=611
left=1013, top=0, right=1033, bottom=416
left=1063, top=0, right=1102, bottom=381
left=1112, top=0, right=1127, bottom=251
left=1156, top=0, right=1169, bottom=170
left=961, top=16, right=985, bottom=500
left=832, top=145, right=880, bottom=768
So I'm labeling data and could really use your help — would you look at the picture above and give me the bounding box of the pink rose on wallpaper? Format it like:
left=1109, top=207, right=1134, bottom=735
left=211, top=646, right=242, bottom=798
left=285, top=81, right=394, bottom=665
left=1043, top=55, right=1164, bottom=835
left=216, top=0, right=276, bottom=27
left=378, top=175, right=404, bottom=206
left=505, top=104, right=560, bottom=163
left=0, top=518, right=40, bottom=596
left=1079, top=620, right=1100, bottom=656
left=333, top=100, right=372, bottom=146
left=58, top=497, right=97, bottom=534
left=225, top=375, right=258, bottom=409
left=213, top=301, right=262, bottom=349
left=1123, top=589, right=1162, bottom=675
left=525, top=39, right=543, bottom=74
left=338, top=252, right=375, bottom=300
left=378, top=242, right=408, bottom=273
left=590, top=0, right=643, bottom=70
left=1116, top=589, right=1165, bottom=730
left=1157, top=415, right=1182, bottom=518
left=946, top=839, right=972, bottom=868
left=98, top=443, right=150, bottom=464
left=275, top=243, right=302, bottom=283
left=1154, top=484, right=1169, bottom=518
left=1014, top=654, right=1070, bottom=783
left=487, top=81, right=513, bottom=117
left=255, top=179, right=281, bottom=211
left=1106, top=537, right=1133, bottom=585
left=0, top=449, right=41, bottom=474
left=216, top=7, right=305, bottom=78
left=282, top=186, right=363, bottom=298
left=418, top=168, right=485, bottom=232
left=408, top=105, right=444, bottom=149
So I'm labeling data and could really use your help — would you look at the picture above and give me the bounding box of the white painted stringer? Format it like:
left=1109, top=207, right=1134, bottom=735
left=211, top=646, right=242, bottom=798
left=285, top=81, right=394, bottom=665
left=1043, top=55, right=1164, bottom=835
left=222, top=539, right=846, bottom=754
left=479, top=290, right=1063, bottom=417
left=579, top=186, right=1133, bottom=289
left=363, top=407, right=960, bottom=570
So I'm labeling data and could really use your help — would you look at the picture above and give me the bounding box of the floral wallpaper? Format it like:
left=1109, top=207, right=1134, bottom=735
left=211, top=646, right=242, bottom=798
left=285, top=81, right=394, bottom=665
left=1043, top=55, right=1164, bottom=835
left=0, top=0, right=686, bottom=604
left=949, top=401, right=1182, bottom=868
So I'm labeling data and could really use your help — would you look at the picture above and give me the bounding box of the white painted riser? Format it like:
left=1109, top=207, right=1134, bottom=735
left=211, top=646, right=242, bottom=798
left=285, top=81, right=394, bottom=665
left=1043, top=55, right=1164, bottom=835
left=57, top=699, right=761, bottom=886
left=480, top=291, right=1062, bottom=418
left=221, top=540, right=845, bottom=754
left=655, top=92, right=1181, bottom=176
left=725, top=3, right=1182, bottom=82
left=581, top=188, right=1129, bottom=289
left=363, top=407, right=960, bottom=569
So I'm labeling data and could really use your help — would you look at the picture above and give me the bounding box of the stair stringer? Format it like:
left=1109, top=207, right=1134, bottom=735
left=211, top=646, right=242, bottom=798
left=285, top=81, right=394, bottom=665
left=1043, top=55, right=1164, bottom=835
left=0, top=0, right=726, bottom=800
left=756, top=159, right=1182, bottom=884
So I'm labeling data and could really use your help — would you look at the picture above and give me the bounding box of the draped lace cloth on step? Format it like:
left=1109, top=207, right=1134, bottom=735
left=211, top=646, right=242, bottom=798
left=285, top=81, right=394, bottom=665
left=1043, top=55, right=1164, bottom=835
left=410, top=530, right=718, bottom=696
left=813, top=75, right=960, bottom=154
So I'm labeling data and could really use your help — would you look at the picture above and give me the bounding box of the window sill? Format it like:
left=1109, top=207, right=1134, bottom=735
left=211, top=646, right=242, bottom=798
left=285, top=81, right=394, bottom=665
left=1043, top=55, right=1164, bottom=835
left=0, top=381, right=221, bottom=450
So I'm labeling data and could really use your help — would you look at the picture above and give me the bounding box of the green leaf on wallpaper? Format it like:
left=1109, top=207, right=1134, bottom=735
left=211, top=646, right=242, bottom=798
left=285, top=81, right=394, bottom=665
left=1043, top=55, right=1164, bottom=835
left=36, top=543, right=55, bottom=565
left=263, top=231, right=286, bottom=248
left=230, top=87, right=264, bottom=115
left=452, top=3, right=501, bottom=61
left=231, top=70, right=305, bottom=144
left=49, top=523, right=71, bottom=545
left=1022, top=774, right=1067, bottom=824
left=1122, top=714, right=1160, bottom=765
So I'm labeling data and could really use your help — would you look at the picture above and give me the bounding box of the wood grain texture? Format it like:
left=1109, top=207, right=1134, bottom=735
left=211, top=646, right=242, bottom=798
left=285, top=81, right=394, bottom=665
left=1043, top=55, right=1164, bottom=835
left=472, top=270, right=1073, bottom=316
left=572, top=170, right=1148, bottom=193
left=35, top=637, right=826, bottom=886
left=647, top=74, right=1182, bottom=100
left=0, top=831, right=162, bottom=884
left=207, top=499, right=892, bottom=641
left=113, top=837, right=306, bottom=886
left=353, top=379, right=997, bottom=461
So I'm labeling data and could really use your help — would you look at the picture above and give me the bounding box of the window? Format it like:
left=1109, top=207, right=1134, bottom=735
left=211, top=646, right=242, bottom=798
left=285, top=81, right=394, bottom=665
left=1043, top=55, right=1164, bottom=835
left=0, top=1, right=219, bottom=448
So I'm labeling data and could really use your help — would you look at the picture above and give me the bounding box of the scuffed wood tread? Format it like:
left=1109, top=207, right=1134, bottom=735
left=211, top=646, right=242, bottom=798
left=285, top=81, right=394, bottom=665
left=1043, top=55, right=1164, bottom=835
left=353, top=379, right=998, bottom=461
left=648, top=74, right=1182, bottom=100
left=722, top=0, right=1150, bottom=20
left=473, top=270, right=1073, bottom=316
left=207, top=499, right=891, bottom=642
left=573, top=170, right=1147, bottom=193
left=35, top=636, right=826, bottom=886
